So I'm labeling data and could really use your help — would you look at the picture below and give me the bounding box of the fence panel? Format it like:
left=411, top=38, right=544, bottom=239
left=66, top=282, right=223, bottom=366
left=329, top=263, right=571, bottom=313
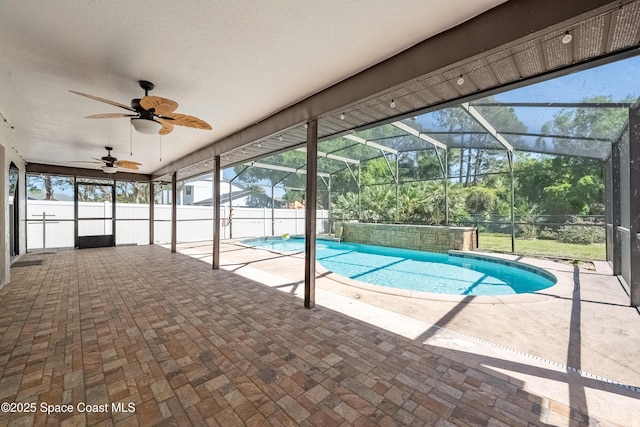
left=27, top=200, right=329, bottom=249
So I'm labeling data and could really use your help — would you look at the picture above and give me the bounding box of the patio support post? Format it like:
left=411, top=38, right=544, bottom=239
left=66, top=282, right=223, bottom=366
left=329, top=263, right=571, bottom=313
left=444, top=148, right=449, bottom=225
left=149, top=181, right=155, bottom=245
left=328, top=175, right=332, bottom=234
left=629, top=104, right=640, bottom=306
left=213, top=156, right=221, bottom=270
left=73, top=180, right=79, bottom=249
left=229, top=180, right=233, bottom=239
left=171, top=172, right=177, bottom=253
left=304, top=119, right=318, bottom=309
left=357, top=163, right=362, bottom=220
left=395, top=153, right=399, bottom=223
left=610, top=136, right=622, bottom=275
left=112, top=181, right=116, bottom=246
left=508, top=151, right=515, bottom=253
left=271, top=184, right=275, bottom=236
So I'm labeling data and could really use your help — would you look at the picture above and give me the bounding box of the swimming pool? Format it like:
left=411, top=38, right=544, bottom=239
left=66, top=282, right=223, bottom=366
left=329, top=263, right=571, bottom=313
left=241, top=237, right=556, bottom=296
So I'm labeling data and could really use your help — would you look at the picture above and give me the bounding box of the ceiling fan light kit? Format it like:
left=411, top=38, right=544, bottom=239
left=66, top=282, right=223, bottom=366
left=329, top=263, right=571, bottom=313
left=102, top=165, right=118, bottom=173
left=131, top=118, right=163, bottom=134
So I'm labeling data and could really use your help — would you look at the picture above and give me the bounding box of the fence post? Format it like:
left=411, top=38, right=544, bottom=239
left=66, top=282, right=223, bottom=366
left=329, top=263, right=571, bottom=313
left=264, top=207, right=268, bottom=236
left=223, top=205, right=227, bottom=239
left=104, top=201, right=107, bottom=234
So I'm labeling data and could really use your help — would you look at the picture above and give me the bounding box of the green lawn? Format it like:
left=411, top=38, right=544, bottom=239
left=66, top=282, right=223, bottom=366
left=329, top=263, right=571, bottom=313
left=478, top=233, right=606, bottom=261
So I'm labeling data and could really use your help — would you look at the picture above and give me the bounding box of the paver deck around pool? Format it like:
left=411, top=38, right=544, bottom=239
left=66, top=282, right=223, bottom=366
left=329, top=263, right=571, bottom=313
left=180, top=239, right=640, bottom=425
left=0, top=243, right=638, bottom=426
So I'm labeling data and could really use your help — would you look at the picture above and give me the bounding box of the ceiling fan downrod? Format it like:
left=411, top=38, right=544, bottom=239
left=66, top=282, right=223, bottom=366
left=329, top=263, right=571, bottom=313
left=139, top=80, right=154, bottom=96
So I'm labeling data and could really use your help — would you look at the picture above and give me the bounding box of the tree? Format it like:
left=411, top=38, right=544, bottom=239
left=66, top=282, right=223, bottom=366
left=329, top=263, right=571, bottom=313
left=516, top=95, right=630, bottom=216
left=398, top=183, right=429, bottom=222
left=77, top=184, right=113, bottom=202
left=465, top=186, right=499, bottom=217
left=361, top=185, right=395, bottom=222
left=540, top=95, right=632, bottom=141
left=434, top=98, right=526, bottom=185
left=244, top=184, right=267, bottom=207
left=515, top=156, right=603, bottom=215
left=332, top=193, right=359, bottom=221
left=27, top=175, right=73, bottom=200
left=116, top=182, right=150, bottom=204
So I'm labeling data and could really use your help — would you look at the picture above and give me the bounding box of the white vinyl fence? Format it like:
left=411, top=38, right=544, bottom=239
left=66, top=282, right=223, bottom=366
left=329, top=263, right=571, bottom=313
left=27, top=200, right=328, bottom=250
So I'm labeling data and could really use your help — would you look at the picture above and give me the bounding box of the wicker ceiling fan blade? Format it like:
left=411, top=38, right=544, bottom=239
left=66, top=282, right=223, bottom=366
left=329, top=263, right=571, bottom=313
left=115, top=160, right=141, bottom=170
left=69, top=90, right=135, bottom=111
left=85, top=113, right=137, bottom=119
left=140, top=96, right=179, bottom=115
left=158, top=119, right=174, bottom=135
left=161, top=112, right=212, bottom=130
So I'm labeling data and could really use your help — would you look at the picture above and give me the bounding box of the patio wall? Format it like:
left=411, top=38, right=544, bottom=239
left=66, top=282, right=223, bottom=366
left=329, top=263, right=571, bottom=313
left=335, top=222, right=477, bottom=253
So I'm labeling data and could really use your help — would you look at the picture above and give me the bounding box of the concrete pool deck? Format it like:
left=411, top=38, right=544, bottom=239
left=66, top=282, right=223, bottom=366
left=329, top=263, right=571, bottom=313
left=169, top=239, right=640, bottom=425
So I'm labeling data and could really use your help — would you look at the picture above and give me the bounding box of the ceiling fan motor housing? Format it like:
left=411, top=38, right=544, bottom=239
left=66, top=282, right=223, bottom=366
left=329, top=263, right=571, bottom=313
left=131, top=82, right=163, bottom=133
left=101, top=146, right=116, bottom=164
left=131, top=98, right=154, bottom=117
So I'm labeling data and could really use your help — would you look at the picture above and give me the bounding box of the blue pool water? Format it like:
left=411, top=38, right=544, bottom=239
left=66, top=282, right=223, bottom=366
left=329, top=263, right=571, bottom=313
left=242, top=237, right=556, bottom=296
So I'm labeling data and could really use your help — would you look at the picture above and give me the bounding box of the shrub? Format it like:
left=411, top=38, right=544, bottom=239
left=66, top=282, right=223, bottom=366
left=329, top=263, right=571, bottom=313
left=518, top=223, right=538, bottom=240
left=558, top=224, right=605, bottom=244
left=538, top=227, right=559, bottom=240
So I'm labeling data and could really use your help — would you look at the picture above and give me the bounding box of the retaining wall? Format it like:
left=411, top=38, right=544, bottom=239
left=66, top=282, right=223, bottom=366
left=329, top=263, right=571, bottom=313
left=335, top=222, right=477, bottom=253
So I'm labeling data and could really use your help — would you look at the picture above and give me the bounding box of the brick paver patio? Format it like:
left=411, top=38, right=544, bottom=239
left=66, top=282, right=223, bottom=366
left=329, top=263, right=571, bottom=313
left=0, top=246, right=633, bottom=426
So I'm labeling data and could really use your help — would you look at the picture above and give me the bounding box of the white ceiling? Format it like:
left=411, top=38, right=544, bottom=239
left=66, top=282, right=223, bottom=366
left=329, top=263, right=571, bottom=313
left=0, top=0, right=506, bottom=174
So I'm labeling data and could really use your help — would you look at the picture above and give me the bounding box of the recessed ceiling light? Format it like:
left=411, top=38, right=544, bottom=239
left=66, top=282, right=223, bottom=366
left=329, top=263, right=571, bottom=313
left=390, top=100, right=396, bottom=108
left=457, top=76, right=465, bottom=85
left=340, top=113, right=345, bottom=120
left=562, top=31, right=573, bottom=44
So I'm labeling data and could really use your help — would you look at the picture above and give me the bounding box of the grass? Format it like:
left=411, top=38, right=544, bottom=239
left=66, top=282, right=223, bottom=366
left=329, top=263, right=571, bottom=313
left=478, top=233, right=606, bottom=261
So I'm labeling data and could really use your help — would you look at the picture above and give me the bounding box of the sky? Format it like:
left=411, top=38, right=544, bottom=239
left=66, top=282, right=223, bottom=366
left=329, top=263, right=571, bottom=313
left=412, top=54, right=640, bottom=138
left=495, top=55, right=640, bottom=104
left=487, top=55, right=640, bottom=133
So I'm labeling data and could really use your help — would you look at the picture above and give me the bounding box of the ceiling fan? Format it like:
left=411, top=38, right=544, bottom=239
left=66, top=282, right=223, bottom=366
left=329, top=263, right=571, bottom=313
left=70, top=80, right=212, bottom=135
left=79, top=146, right=142, bottom=173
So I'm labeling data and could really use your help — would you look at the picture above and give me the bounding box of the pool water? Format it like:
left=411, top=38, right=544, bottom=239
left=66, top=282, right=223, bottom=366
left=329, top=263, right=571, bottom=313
left=242, top=237, right=556, bottom=296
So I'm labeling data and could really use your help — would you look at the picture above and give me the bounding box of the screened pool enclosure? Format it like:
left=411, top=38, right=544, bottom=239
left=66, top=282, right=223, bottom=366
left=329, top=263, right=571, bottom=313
left=26, top=54, right=640, bottom=307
